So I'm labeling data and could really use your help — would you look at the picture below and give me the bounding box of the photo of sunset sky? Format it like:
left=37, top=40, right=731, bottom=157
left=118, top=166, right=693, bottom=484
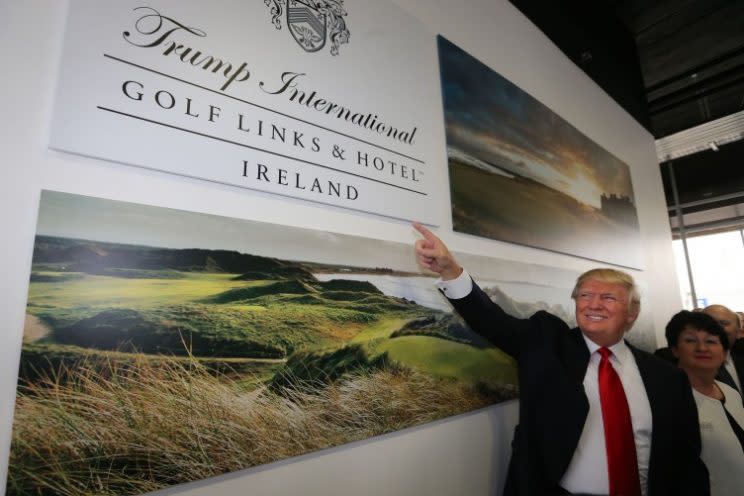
left=438, top=36, right=642, bottom=268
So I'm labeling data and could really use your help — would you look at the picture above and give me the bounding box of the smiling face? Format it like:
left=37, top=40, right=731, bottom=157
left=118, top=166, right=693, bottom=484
left=673, top=327, right=726, bottom=374
left=574, top=279, right=638, bottom=347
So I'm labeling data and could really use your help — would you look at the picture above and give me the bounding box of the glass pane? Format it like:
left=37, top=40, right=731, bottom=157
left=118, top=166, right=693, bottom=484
left=673, top=230, right=744, bottom=310
left=672, top=239, right=694, bottom=308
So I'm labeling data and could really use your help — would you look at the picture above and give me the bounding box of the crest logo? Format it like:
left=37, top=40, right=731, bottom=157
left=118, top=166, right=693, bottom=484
left=264, top=0, right=350, bottom=55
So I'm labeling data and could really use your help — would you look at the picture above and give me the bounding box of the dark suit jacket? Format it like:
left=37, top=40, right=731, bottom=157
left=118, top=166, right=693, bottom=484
left=729, top=341, right=744, bottom=388
left=652, top=346, right=676, bottom=364
left=732, top=337, right=744, bottom=354
left=449, top=281, right=709, bottom=496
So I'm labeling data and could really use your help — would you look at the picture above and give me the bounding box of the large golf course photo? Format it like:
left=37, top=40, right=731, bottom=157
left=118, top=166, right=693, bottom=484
left=8, top=191, right=526, bottom=496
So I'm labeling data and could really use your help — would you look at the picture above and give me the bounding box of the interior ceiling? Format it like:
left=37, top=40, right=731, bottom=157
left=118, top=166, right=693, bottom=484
left=610, top=0, right=744, bottom=139
left=509, top=0, right=744, bottom=237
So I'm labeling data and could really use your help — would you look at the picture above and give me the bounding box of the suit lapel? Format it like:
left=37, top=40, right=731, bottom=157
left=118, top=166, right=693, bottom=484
left=628, top=343, right=658, bottom=402
left=563, top=328, right=591, bottom=436
left=717, top=365, right=738, bottom=392
left=565, top=328, right=591, bottom=385
left=733, top=353, right=744, bottom=390
left=555, top=329, right=591, bottom=480
left=558, top=328, right=591, bottom=434
left=730, top=352, right=744, bottom=405
left=536, top=327, right=591, bottom=485
left=628, top=341, right=667, bottom=494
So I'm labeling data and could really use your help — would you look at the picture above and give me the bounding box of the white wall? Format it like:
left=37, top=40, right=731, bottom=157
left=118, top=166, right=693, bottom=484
left=0, top=1, right=680, bottom=495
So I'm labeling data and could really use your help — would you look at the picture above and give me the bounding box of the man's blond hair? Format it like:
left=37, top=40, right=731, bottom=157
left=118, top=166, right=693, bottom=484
left=570, top=268, right=641, bottom=315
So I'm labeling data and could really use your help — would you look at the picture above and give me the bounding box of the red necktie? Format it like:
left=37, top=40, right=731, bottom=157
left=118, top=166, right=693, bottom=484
left=598, top=347, right=642, bottom=496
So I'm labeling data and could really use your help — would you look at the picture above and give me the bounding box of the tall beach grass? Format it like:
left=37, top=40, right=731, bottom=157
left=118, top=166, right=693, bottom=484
left=8, top=353, right=514, bottom=496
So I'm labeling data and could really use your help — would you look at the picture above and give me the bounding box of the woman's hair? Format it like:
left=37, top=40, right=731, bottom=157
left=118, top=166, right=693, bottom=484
left=665, top=310, right=729, bottom=351
left=571, top=268, right=641, bottom=315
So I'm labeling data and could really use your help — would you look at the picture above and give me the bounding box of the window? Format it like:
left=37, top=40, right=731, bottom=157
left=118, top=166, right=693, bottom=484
left=673, top=229, right=744, bottom=310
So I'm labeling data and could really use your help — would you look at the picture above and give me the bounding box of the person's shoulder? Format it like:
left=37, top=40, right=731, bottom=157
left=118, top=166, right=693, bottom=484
left=717, top=380, right=741, bottom=398
left=528, top=310, right=572, bottom=330
left=630, top=344, right=684, bottom=376
left=652, top=346, right=678, bottom=364
left=717, top=381, right=744, bottom=417
left=523, top=311, right=582, bottom=348
left=530, top=309, right=564, bottom=320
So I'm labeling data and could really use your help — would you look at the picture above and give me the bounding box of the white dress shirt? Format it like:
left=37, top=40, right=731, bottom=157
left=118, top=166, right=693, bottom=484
left=560, top=336, right=653, bottom=496
left=434, top=267, right=472, bottom=299
left=437, top=270, right=653, bottom=495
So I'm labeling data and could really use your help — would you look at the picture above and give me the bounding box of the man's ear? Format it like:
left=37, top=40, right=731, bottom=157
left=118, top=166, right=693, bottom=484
left=671, top=346, right=679, bottom=359
left=625, top=311, right=639, bottom=329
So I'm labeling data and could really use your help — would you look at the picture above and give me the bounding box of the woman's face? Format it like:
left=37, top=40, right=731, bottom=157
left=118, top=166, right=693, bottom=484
left=673, top=326, right=726, bottom=373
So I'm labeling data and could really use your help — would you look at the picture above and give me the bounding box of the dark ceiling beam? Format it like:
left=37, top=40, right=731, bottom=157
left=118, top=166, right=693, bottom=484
left=648, top=65, right=744, bottom=115
left=666, top=191, right=744, bottom=213
left=625, top=0, right=725, bottom=40
left=645, top=43, right=744, bottom=93
left=670, top=215, right=744, bottom=238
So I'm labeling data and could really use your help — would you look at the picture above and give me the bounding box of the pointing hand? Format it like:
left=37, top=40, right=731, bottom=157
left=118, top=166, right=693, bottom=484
left=413, top=222, right=463, bottom=281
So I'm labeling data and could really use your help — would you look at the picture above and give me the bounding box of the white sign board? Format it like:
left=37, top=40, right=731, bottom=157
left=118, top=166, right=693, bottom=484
left=50, top=1, right=445, bottom=223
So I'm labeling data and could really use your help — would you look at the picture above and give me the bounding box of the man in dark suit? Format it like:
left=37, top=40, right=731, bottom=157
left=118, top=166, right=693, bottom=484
left=702, top=304, right=744, bottom=393
left=413, top=223, right=708, bottom=496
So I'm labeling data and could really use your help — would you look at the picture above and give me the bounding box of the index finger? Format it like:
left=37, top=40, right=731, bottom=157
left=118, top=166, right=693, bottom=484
left=412, top=222, right=437, bottom=242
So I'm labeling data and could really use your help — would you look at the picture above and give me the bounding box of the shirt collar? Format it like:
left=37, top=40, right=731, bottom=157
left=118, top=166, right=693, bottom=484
left=582, top=333, right=630, bottom=364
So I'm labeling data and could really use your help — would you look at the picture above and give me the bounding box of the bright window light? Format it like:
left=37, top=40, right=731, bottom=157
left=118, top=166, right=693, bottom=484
left=673, top=229, right=744, bottom=311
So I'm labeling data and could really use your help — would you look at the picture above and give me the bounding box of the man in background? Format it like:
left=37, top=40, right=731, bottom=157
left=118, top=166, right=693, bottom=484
left=702, top=304, right=744, bottom=394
